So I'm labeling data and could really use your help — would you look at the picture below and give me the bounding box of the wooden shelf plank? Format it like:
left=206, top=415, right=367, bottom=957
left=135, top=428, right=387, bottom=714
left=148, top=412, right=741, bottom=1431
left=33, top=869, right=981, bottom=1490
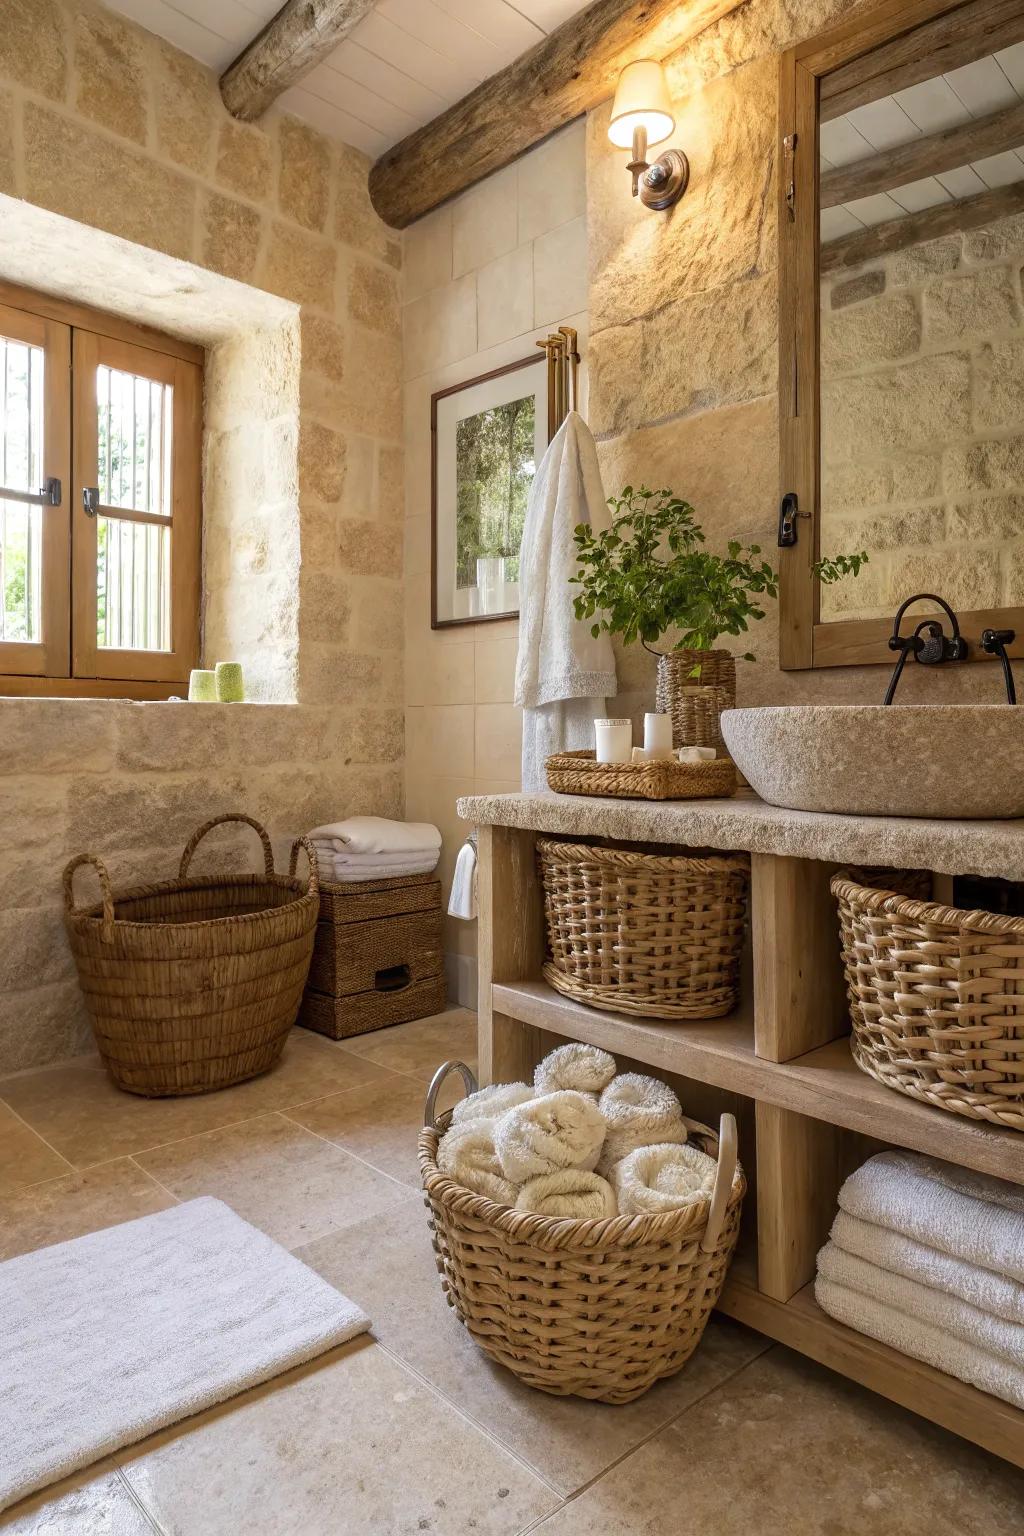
left=718, top=1272, right=1024, bottom=1472
left=490, top=981, right=1024, bottom=1185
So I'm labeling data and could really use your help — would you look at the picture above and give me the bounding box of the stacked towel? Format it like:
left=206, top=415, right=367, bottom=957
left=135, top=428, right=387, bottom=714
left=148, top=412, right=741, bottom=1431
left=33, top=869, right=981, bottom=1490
left=307, top=816, right=441, bottom=883
left=815, top=1150, right=1024, bottom=1411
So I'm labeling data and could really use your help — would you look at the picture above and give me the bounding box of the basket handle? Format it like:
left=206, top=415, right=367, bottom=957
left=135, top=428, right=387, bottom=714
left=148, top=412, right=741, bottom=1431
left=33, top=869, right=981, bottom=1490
left=62, top=853, right=115, bottom=944
left=289, top=836, right=320, bottom=897
left=424, top=1060, right=478, bottom=1130
left=178, top=813, right=275, bottom=881
left=701, top=1112, right=738, bottom=1255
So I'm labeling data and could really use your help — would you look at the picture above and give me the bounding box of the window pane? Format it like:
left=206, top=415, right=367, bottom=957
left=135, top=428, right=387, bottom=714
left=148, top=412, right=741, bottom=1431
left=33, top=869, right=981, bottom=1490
left=97, top=365, right=172, bottom=516
left=0, top=333, right=44, bottom=643
left=97, top=516, right=170, bottom=652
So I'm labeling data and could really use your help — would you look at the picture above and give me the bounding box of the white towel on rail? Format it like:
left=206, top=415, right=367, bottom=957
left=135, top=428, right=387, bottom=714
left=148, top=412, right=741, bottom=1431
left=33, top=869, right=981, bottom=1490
left=448, top=840, right=477, bottom=920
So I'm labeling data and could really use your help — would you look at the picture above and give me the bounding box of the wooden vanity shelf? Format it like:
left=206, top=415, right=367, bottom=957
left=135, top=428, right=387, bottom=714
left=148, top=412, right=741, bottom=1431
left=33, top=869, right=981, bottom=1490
left=461, top=802, right=1024, bottom=1473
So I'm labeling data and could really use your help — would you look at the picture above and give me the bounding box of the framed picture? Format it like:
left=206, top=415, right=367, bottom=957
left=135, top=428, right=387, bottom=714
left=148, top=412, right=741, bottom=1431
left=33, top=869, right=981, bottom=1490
left=431, top=353, right=549, bottom=629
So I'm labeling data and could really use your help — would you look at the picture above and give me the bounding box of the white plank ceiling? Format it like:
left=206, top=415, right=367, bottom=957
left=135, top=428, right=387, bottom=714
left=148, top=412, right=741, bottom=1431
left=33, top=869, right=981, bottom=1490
left=820, top=45, right=1024, bottom=242
left=109, top=0, right=593, bottom=157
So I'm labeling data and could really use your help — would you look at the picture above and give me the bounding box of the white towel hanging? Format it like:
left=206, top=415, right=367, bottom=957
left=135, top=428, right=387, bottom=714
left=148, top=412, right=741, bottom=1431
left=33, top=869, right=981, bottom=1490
left=448, top=836, right=478, bottom=920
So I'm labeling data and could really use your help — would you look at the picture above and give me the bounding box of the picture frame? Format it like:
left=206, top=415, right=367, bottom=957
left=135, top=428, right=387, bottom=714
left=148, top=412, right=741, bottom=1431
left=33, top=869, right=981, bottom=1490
left=431, top=353, right=550, bottom=629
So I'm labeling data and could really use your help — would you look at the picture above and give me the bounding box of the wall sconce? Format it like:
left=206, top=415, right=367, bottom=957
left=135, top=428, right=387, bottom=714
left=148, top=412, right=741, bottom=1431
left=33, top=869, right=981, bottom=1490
left=608, top=59, right=688, bottom=211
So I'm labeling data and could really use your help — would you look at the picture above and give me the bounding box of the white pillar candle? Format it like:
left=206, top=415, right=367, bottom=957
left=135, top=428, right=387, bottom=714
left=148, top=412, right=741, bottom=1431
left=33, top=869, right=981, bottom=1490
left=594, top=718, right=632, bottom=764
left=643, top=712, right=674, bottom=761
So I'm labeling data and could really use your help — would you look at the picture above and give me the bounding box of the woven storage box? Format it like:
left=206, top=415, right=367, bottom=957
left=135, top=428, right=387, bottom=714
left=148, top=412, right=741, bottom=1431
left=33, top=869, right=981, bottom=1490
left=420, top=1063, right=745, bottom=1403
left=656, top=650, right=736, bottom=749
left=537, top=837, right=749, bottom=1019
left=833, top=870, right=1024, bottom=1131
left=63, top=814, right=319, bottom=1098
left=299, top=872, right=445, bottom=1041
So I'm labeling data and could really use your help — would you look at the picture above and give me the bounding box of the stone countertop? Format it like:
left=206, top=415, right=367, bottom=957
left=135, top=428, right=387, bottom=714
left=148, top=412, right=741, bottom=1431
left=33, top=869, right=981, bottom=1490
left=456, top=790, right=1024, bottom=881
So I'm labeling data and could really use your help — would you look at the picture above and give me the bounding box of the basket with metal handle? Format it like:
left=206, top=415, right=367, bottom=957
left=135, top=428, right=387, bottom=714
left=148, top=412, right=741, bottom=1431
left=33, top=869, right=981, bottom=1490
left=419, top=1060, right=745, bottom=1403
left=63, top=812, right=320, bottom=1098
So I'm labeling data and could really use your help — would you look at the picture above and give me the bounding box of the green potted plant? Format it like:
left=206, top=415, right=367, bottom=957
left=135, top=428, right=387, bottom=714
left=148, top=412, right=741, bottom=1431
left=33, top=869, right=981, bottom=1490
left=571, top=485, right=865, bottom=726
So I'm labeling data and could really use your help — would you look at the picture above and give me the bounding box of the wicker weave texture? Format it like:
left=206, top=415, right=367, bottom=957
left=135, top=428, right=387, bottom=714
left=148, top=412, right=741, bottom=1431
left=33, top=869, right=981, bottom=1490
left=833, top=872, right=1024, bottom=1131
left=538, top=838, right=749, bottom=1019
left=545, top=749, right=736, bottom=802
left=419, top=1119, right=745, bottom=1403
left=63, top=814, right=319, bottom=1098
left=656, top=651, right=736, bottom=749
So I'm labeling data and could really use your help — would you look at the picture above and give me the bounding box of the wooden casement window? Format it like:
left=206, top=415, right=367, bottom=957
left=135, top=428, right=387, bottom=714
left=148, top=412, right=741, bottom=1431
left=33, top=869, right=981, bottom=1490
left=0, top=284, right=201, bottom=697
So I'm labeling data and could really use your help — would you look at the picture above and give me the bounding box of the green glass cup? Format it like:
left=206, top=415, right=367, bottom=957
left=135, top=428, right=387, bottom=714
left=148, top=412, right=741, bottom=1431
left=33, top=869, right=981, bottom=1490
left=215, top=661, right=245, bottom=703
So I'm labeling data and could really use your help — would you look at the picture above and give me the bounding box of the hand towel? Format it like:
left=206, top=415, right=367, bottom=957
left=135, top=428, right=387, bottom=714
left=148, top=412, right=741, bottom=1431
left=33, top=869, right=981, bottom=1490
left=317, top=856, right=439, bottom=884
left=312, top=847, right=440, bottom=867
left=611, top=1143, right=718, bottom=1216
left=814, top=1273, right=1024, bottom=1412
left=839, top=1151, right=1024, bottom=1283
left=831, top=1211, right=1024, bottom=1326
left=437, top=1122, right=517, bottom=1206
left=596, top=1073, right=688, bottom=1176
left=534, top=1042, right=616, bottom=1097
left=494, top=1090, right=606, bottom=1183
left=448, top=840, right=478, bottom=921
left=817, top=1240, right=1024, bottom=1367
left=513, top=411, right=617, bottom=793
left=450, top=1082, right=535, bottom=1127
left=515, top=1168, right=617, bottom=1220
left=307, top=817, right=441, bottom=856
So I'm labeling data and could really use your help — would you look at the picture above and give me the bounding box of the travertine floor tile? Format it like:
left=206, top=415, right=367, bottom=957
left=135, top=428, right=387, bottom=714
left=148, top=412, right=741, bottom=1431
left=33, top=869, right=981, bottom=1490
left=336, top=1008, right=478, bottom=1081
left=0, top=1103, right=69, bottom=1196
left=0, top=1033, right=396, bottom=1167
left=0, top=1159, right=175, bottom=1261
left=135, top=1112, right=411, bottom=1248
left=530, top=1348, right=1024, bottom=1534
left=117, top=1338, right=559, bottom=1536
left=0, top=1461, right=157, bottom=1533
left=286, top=1073, right=430, bottom=1187
left=298, top=1198, right=770, bottom=1496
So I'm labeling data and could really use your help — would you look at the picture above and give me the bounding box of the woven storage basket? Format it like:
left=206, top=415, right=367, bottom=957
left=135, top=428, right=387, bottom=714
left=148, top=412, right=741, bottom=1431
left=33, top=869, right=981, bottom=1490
left=833, top=870, right=1024, bottom=1131
left=656, top=650, right=736, bottom=749
left=420, top=1062, right=745, bottom=1403
left=538, top=837, right=749, bottom=1019
left=546, top=749, right=737, bottom=801
left=63, top=813, right=319, bottom=1098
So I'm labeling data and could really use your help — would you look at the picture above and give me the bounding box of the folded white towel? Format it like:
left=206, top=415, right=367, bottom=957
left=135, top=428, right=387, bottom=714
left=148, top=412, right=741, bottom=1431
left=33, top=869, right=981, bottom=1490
left=448, top=840, right=477, bottom=921
left=534, top=1042, right=616, bottom=1097
left=815, top=1273, right=1024, bottom=1412
left=450, top=1082, right=534, bottom=1127
left=437, top=1122, right=517, bottom=1206
left=839, top=1151, right=1024, bottom=1284
left=308, top=817, right=442, bottom=856
left=817, top=1240, right=1024, bottom=1367
left=611, top=1143, right=717, bottom=1216
left=313, top=846, right=439, bottom=866
left=494, top=1091, right=606, bottom=1183
left=831, top=1211, right=1024, bottom=1326
left=318, top=855, right=438, bottom=884
left=515, top=1168, right=617, bottom=1220
left=596, top=1073, right=688, bottom=1176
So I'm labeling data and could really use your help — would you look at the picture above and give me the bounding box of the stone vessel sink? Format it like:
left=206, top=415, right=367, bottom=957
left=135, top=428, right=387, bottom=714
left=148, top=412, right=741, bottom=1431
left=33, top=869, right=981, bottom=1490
left=720, top=704, right=1024, bottom=820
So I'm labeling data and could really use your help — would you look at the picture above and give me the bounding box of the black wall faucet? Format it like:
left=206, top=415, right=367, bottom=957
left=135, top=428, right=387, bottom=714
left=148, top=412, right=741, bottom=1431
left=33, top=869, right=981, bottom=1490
left=882, top=594, right=1018, bottom=704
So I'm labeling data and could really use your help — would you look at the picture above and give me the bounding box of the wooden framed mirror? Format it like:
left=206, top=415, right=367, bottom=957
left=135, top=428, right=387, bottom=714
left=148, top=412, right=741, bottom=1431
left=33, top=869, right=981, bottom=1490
left=779, top=0, right=1024, bottom=669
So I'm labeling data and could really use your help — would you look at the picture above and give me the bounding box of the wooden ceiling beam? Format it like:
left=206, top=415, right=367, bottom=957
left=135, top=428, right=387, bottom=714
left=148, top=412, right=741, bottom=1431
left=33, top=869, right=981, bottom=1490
left=367, top=0, right=743, bottom=230
left=821, top=98, right=1024, bottom=208
left=220, top=0, right=378, bottom=122
left=820, top=178, right=1024, bottom=273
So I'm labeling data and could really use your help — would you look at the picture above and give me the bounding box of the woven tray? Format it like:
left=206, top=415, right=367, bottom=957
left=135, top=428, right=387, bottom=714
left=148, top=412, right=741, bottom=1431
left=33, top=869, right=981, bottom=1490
left=546, top=749, right=736, bottom=801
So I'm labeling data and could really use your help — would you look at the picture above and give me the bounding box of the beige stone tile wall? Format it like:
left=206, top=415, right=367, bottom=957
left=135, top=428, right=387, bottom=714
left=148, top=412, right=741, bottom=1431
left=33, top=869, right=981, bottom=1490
left=402, top=122, right=588, bottom=1004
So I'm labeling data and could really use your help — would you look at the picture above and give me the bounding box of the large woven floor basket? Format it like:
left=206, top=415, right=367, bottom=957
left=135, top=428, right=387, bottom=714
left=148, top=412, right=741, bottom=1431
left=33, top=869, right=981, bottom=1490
left=63, top=813, right=319, bottom=1098
left=537, top=837, right=750, bottom=1019
left=833, top=870, right=1024, bottom=1131
left=420, top=1064, right=745, bottom=1403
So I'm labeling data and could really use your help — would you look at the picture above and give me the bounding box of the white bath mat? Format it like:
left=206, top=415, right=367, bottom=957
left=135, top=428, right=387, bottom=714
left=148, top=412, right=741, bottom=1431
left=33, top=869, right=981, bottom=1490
left=0, top=1197, right=370, bottom=1513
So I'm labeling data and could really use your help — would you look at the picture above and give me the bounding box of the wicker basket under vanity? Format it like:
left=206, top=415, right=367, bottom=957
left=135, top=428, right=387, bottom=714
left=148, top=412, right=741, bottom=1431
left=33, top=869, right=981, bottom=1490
left=833, top=870, right=1024, bottom=1131
left=537, top=837, right=750, bottom=1019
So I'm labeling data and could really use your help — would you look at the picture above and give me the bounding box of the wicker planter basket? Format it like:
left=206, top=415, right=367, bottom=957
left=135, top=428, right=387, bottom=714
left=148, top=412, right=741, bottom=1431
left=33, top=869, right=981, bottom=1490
left=538, top=837, right=749, bottom=1019
left=420, top=1062, right=745, bottom=1403
left=63, top=813, right=319, bottom=1098
left=656, top=650, right=736, bottom=749
left=833, top=870, right=1024, bottom=1131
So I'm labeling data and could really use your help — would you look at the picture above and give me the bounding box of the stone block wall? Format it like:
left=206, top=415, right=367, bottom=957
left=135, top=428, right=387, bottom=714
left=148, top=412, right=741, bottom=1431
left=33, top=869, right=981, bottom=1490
left=820, top=218, right=1024, bottom=622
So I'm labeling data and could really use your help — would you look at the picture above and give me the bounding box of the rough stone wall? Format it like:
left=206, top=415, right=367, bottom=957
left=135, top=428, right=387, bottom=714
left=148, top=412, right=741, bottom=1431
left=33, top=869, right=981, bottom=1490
left=820, top=219, right=1024, bottom=622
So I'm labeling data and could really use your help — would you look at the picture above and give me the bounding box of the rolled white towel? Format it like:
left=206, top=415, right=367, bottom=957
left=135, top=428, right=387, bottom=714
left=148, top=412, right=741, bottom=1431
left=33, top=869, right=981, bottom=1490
left=534, top=1042, right=617, bottom=1097
left=437, top=1121, right=517, bottom=1206
left=516, top=1168, right=617, bottom=1220
left=612, top=1142, right=717, bottom=1216
left=494, top=1091, right=606, bottom=1183
left=450, top=1082, right=535, bottom=1127
left=596, top=1073, right=688, bottom=1176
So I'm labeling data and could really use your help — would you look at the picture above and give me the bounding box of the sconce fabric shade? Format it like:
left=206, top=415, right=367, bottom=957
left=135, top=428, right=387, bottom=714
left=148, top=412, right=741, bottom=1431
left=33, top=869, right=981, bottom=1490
left=608, top=59, right=675, bottom=149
